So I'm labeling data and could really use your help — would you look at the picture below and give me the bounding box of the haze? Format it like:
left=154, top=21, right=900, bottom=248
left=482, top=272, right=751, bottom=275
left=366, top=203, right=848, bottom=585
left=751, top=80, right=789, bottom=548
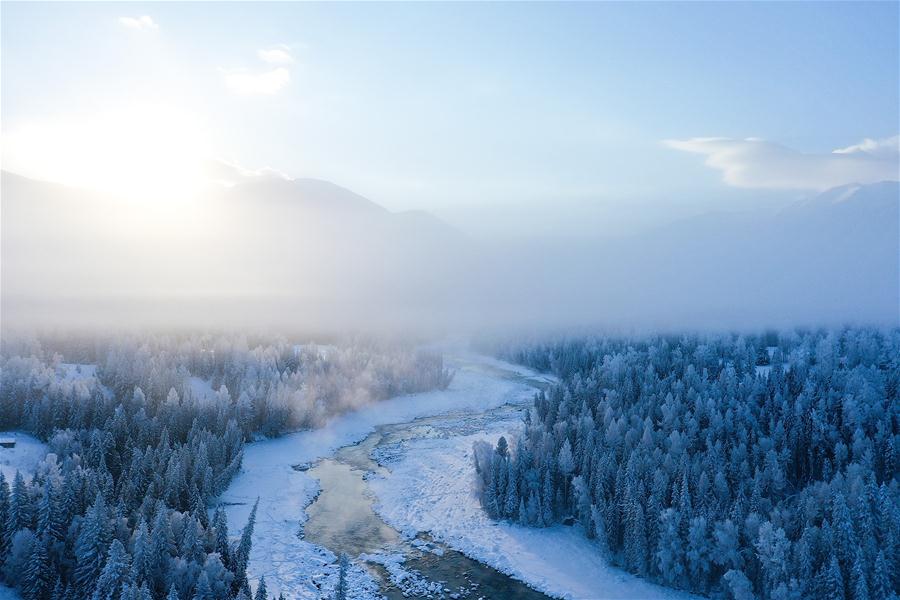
left=2, top=2, right=898, bottom=334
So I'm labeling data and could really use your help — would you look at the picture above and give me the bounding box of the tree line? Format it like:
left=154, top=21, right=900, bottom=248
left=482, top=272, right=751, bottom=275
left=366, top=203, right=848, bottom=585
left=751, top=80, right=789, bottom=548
left=475, top=329, right=898, bottom=600
left=0, top=333, right=453, bottom=600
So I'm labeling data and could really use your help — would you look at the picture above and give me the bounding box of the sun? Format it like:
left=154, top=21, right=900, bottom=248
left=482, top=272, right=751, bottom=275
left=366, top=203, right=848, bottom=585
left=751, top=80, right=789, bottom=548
left=3, top=103, right=212, bottom=203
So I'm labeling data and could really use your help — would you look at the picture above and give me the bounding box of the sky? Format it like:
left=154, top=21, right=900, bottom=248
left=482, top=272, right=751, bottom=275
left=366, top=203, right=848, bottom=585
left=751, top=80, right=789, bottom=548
left=2, top=2, right=899, bottom=238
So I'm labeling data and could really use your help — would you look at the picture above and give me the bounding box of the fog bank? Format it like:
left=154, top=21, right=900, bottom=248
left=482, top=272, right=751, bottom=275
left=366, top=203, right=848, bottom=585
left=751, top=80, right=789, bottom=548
left=2, top=171, right=897, bottom=335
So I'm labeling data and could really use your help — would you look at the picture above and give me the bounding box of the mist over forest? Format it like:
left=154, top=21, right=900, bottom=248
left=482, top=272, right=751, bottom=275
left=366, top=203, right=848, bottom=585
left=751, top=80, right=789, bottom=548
left=1, top=3, right=898, bottom=600
left=3, top=170, right=897, bottom=336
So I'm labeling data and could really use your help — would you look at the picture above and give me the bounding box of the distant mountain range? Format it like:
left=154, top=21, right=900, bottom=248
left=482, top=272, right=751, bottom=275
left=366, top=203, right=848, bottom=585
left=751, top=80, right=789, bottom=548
left=2, top=170, right=897, bottom=331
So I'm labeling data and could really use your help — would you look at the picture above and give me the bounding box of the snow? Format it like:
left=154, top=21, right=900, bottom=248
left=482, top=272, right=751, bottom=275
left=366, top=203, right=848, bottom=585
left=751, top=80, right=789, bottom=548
left=218, top=350, right=543, bottom=599
left=220, top=349, right=696, bottom=600
left=0, top=432, right=48, bottom=483
left=359, top=552, right=449, bottom=597
left=368, top=428, right=699, bottom=600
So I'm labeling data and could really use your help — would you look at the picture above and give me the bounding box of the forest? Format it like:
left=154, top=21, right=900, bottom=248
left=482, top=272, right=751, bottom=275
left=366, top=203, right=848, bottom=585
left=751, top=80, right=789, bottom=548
left=0, top=333, right=452, bottom=600
left=474, top=329, right=899, bottom=600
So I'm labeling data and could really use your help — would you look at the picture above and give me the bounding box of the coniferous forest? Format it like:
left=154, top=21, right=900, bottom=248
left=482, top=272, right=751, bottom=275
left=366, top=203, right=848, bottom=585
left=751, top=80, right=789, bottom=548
left=0, top=334, right=452, bottom=600
left=475, top=329, right=899, bottom=600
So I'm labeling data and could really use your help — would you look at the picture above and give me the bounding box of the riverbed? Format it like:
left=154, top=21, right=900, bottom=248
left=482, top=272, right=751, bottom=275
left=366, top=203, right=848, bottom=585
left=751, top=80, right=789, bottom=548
left=219, top=350, right=557, bottom=600
left=303, top=384, right=554, bottom=599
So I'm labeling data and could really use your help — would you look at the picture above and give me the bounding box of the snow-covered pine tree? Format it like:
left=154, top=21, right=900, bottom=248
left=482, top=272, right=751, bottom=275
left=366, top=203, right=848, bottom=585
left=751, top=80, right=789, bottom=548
left=73, top=493, right=112, bottom=595
left=253, top=575, right=267, bottom=600
left=91, top=539, right=132, bottom=600
left=232, top=498, right=258, bottom=595
left=21, top=536, right=52, bottom=600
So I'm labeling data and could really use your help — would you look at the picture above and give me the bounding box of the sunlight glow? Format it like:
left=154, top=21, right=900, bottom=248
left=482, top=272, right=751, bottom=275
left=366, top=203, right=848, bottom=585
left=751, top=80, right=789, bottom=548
left=4, top=103, right=211, bottom=203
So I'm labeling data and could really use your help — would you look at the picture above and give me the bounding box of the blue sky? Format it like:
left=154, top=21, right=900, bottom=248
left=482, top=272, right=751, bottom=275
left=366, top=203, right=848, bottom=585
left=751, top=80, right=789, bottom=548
left=3, top=2, right=898, bottom=236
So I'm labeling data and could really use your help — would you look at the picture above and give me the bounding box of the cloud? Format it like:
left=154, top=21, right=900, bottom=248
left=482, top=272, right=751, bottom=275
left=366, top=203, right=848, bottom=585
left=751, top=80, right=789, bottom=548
left=258, top=45, right=294, bottom=65
left=833, top=135, right=900, bottom=159
left=221, top=45, right=295, bottom=95
left=220, top=67, right=290, bottom=95
left=119, top=16, right=158, bottom=30
left=664, top=135, right=899, bottom=191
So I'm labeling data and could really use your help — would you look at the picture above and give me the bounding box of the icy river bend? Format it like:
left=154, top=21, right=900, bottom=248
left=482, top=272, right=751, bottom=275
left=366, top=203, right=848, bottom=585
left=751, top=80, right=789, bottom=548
left=220, top=351, right=695, bottom=600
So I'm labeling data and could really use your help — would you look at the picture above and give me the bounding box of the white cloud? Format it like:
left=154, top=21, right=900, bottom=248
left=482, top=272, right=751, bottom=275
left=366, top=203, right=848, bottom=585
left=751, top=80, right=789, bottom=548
left=664, top=135, right=899, bottom=191
left=119, top=16, right=158, bottom=30
left=833, top=135, right=899, bottom=159
left=257, top=45, right=294, bottom=65
left=220, top=67, right=290, bottom=95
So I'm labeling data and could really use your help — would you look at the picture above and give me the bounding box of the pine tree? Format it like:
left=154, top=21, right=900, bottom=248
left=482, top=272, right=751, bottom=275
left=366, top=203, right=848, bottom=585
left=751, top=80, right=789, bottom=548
left=495, top=436, right=509, bottom=458
left=192, top=571, right=212, bottom=600
left=21, top=538, right=52, bottom=600
left=541, top=471, right=553, bottom=526
left=212, top=506, right=230, bottom=567
left=625, top=496, right=648, bottom=576
left=851, top=552, right=869, bottom=600
left=503, top=462, right=519, bottom=519
left=148, top=506, right=175, bottom=596
left=179, top=516, right=204, bottom=564
left=253, top=575, right=267, bottom=600
left=871, top=551, right=891, bottom=600
left=824, top=554, right=846, bottom=600
left=483, top=475, right=499, bottom=518
left=74, top=493, right=112, bottom=595
left=0, top=472, right=10, bottom=555
left=832, top=492, right=854, bottom=569
left=130, top=521, right=150, bottom=586
left=685, top=516, right=711, bottom=590
left=232, top=498, right=258, bottom=595
left=8, top=471, right=34, bottom=537
left=656, top=508, right=685, bottom=588
left=36, top=481, right=52, bottom=540
left=91, top=539, right=133, bottom=600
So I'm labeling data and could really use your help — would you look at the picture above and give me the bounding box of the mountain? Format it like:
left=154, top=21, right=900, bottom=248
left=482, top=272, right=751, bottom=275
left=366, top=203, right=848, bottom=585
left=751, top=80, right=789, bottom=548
left=2, top=170, right=897, bottom=331
left=0, top=171, right=470, bottom=330
left=600, top=180, right=899, bottom=328
left=482, top=181, right=899, bottom=330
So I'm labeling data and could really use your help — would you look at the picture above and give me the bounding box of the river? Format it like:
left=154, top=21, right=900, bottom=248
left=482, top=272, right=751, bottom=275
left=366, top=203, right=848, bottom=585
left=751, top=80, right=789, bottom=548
left=302, top=357, right=555, bottom=599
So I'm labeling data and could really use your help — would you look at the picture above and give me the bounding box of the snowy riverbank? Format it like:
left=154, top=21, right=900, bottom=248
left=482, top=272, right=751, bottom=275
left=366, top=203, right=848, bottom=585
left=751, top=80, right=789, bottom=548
left=222, top=347, right=697, bottom=600
left=219, top=350, right=548, bottom=599
left=368, top=425, right=700, bottom=600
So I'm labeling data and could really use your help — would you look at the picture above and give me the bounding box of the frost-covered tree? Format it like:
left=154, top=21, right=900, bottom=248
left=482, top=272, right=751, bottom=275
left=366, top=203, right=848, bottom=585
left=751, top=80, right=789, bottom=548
left=91, top=540, right=132, bottom=600
left=74, top=494, right=112, bottom=595
left=252, top=576, right=267, bottom=600
left=21, top=536, right=52, bottom=600
left=474, top=329, right=900, bottom=599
